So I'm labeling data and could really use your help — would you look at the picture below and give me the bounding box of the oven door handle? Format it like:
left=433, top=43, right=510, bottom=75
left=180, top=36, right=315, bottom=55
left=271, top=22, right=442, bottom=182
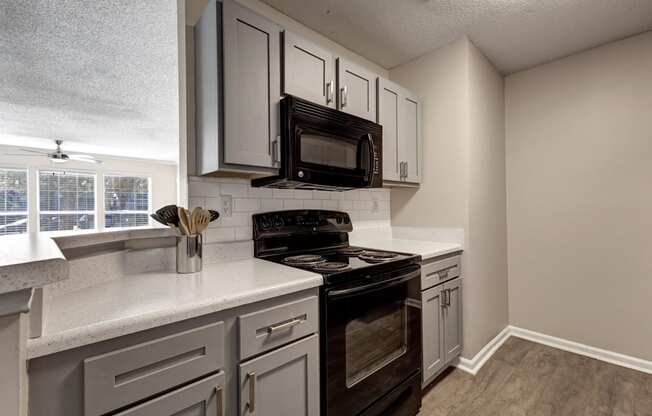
left=327, top=268, right=420, bottom=299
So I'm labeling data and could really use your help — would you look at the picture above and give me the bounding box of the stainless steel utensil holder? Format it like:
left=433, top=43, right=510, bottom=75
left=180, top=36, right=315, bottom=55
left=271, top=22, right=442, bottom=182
left=176, top=234, right=202, bottom=274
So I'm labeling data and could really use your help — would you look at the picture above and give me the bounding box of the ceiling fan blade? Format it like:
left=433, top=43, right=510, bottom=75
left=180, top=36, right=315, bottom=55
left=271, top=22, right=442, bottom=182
left=4, top=153, right=45, bottom=157
left=16, top=148, right=51, bottom=155
left=68, top=154, right=103, bottom=164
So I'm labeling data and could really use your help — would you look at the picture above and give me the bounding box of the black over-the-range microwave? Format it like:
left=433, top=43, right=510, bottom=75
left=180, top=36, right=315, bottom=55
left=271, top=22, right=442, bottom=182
left=251, top=95, right=383, bottom=191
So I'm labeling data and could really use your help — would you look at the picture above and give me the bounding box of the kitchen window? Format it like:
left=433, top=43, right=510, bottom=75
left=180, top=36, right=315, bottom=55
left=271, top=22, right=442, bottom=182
left=0, top=168, right=28, bottom=235
left=38, top=170, right=96, bottom=232
left=104, top=175, right=151, bottom=228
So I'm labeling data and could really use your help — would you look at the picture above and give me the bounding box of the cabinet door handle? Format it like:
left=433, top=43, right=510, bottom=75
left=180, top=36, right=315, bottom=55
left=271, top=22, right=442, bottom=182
left=405, top=161, right=409, bottom=180
left=341, top=85, right=348, bottom=107
left=326, top=80, right=334, bottom=104
left=272, top=136, right=281, bottom=166
left=399, top=162, right=404, bottom=180
left=214, top=386, right=224, bottom=416
left=247, top=372, right=256, bottom=413
left=446, top=289, right=452, bottom=307
left=441, top=289, right=447, bottom=308
left=267, top=317, right=303, bottom=334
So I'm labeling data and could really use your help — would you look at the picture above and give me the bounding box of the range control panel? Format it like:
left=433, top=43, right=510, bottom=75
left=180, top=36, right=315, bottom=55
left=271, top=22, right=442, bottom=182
left=253, top=210, right=352, bottom=237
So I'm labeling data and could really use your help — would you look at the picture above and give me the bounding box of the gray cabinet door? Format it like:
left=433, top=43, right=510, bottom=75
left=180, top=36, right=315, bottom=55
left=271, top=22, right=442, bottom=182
left=114, top=372, right=225, bottom=416
left=239, top=334, right=319, bottom=416
left=337, top=58, right=376, bottom=121
left=421, top=285, right=445, bottom=386
left=443, top=278, right=463, bottom=361
left=223, top=0, right=281, bottom=168
left=283, top=31, right=335, bottom=108
left=399, top=91, right=422, bottom=183
left=377, top=77, right=401, bottom=182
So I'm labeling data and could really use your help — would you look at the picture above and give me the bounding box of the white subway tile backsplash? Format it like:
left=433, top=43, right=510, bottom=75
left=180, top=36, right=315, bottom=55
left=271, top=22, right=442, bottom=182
left=233, top=198, right=261, bottom=212
left=293, top=190, right=313, bottom=199
left=303, top=199, right=323, bottom=209
left=189, top=181, right=221, bottom=197
left=273, top=189, right=293, bottom=199
left=248, top=187, right=274, bottom=198
left=188, top=178, right=391, bottom=245
left=261, top=199, right=284, bottom=211
left=283, top=199, right=303, bottom=209
left=322, top=200, right=339, bottom=210
left=205, top=227, right=235, bottom=243
left=220, top=183, right=249, bottom=198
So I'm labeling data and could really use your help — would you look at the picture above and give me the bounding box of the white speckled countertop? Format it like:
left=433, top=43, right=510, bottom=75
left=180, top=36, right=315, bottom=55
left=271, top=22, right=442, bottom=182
left=27, top=258, right=322, bottom=359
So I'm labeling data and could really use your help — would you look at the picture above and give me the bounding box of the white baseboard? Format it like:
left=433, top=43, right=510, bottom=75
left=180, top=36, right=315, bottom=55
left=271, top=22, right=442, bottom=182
left=455, top=326, right=511, bottom=375
left=454, top=325, right=652, bottom=376
left=509, top=326, right=652, bottom=375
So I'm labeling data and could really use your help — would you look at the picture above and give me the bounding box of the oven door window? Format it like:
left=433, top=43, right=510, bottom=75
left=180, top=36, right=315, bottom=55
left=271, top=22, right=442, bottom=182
left=345, top=299, right=407, bottom=387
left=299, top=130, right=369, bottom=171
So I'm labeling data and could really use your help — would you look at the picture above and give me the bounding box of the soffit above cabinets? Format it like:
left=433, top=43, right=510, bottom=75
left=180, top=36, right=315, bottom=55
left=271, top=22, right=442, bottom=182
left=0, top=0, right=179, bottom=162
left=259, top=0, right=652, bottom=74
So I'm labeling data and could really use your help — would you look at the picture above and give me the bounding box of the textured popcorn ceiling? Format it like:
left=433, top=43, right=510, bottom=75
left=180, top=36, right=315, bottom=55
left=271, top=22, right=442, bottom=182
left=260, top=0, right=652, bottom=73
left=0, top=0, right=178, bottom=161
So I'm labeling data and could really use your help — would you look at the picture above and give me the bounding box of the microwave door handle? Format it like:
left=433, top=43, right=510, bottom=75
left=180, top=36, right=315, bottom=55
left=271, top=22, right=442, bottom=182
left=327, top=268, right=420, bottom=299
left=364, top=134, right=378, bottom=184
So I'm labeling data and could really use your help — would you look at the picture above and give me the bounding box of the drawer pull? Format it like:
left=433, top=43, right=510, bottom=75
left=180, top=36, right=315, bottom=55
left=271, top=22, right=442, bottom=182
left=266, top=316, right=304, bottom=335
left=214, top=386, right=224, bottom=416
left=247, top=372, right=256, bottom=413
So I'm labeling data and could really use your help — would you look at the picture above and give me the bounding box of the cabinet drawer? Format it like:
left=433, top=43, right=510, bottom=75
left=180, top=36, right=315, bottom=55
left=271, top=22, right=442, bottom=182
left=114, top=371, right=225, bottom=416
left=84, top=322, right=224, bottom=416
left=239, top=296, right=318, bottom=360
left=421, top=255, right=461, bottom=290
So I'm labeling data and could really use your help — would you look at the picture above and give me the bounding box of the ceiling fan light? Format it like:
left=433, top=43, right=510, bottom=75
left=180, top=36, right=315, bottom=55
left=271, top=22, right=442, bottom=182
left=50, top=158, right=68, bottom=164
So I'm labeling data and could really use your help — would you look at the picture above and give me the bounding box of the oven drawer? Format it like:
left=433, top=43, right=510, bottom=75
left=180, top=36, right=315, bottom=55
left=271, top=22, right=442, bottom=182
left=239, top=295, right=318, bottom=360
left=421, top=255, right=461, bottom=290
left=83, top=322, right=224, bottom=416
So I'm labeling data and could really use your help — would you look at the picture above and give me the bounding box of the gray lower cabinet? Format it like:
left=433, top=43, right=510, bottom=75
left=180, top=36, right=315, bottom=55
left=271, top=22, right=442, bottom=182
left=421, top=285, right=445, bottom=383
left=195, top=0, right=281, bottom=174
left=377, top=76, right=422, bottom=185
left=114, top=372, right=226, bottom=416
left=421, top=254, right=463, bottom=388
left=337, top=58, right=377, bottom=122
left=283, top=31, right=335, bottom=108
left=239, top=334, right=320, bottom=416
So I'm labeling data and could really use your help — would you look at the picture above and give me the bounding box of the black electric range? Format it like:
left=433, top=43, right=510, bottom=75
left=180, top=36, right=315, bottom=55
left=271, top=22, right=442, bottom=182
left=254, top=210, right=423, bottom=416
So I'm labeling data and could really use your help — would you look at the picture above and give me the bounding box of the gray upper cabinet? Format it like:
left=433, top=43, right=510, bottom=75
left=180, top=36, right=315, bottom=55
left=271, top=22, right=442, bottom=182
left=239, top=334, right=319, bottom=416
left=421, top=285, right=445, bottom=386
left=443, top=277, right=463, bottom=360
left=400, top=91, right=422, bottom=183
left=195, top=0, right=281, bottom=175
left=337, top=58, right=377, bottom=122
left=377, top=77, right=422, bottom=185
left=377, top=78, right=401, bottom=182
left=283, top=31, right=335, bottom=108
left=223, top=0, right=281, bottom=169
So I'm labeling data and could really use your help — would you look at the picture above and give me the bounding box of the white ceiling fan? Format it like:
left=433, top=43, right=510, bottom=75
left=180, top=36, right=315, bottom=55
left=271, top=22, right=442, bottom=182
left=5, top=139, right=103, bottom=164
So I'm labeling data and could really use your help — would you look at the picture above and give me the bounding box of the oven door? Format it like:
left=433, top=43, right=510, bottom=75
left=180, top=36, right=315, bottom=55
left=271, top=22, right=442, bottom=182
left=323, top=265, right=421, bottom=416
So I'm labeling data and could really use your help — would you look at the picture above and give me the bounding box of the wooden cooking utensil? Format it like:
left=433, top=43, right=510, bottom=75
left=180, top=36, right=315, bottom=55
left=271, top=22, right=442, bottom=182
left=194, top=209, right=211, bottom=234
left=178, top=207, right=191, bottom=235
left=190, top=207, right=203, bottom=234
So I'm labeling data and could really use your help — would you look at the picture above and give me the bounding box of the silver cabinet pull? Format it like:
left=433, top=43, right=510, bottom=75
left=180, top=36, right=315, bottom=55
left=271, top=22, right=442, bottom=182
left=326, top=80, right=334, bottom=104
left=247, top=372, right=256, bottom=413
left=341, top=85, right=348, bottom=107
left=400, top=162, right=405, bottom=180
left=441, top=289, right=447, bottom=308
left=446, top=289, right=452, bottom=307
left=272, top=136, right=281, bottom=166
left=267, top=317, right=303, bottom=334
left=214, top=386, right=224, bottom=416
left=405, top=161, right=408, bottom=180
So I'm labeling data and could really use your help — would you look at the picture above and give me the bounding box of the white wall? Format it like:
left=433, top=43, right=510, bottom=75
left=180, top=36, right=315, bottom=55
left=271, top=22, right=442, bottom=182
left=506, top=31, right=652, bottom=361
left=0, top=147, right=178, bottom=232
left=390, top=38, right=508, bottom=359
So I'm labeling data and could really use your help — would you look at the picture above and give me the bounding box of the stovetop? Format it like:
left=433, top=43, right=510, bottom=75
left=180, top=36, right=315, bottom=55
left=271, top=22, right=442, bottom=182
left=262, top=245, right=421, bottom=286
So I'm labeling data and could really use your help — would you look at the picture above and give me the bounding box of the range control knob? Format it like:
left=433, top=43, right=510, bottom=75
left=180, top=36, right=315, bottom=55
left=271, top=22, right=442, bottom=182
left=260, top=217, right=272, bottom=230
left=273, top=216, right=284, bottom=228
left=298, top=170, right=305, bottom=178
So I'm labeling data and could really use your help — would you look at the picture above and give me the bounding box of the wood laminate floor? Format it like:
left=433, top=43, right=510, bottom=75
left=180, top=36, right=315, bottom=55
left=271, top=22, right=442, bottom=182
left=419, top=337, right=652, bottom=416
